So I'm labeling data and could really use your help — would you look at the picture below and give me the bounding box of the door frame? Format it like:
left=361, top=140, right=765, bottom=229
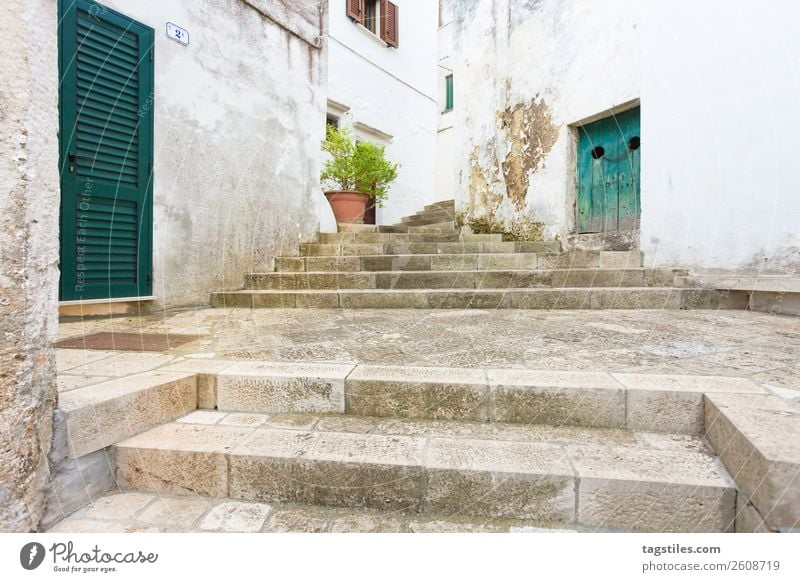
left=57, top=0, right=155, bottom=301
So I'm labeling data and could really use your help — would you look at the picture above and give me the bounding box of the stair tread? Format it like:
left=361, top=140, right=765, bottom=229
left=48, top=490, right=583, bottom=533
left=221, top=287, right=683, bottom=294
left=117, top=414, right=729, bottom=487
left=252, top=268, right=668, bottom=275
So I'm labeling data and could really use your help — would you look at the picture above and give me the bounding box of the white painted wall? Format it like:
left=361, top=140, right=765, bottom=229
left=326, top=0, right=438, bottom=225
left=97, top=0, right=327, bottom=308
left=641, top=0, right=800, bottom=273
left=451, top=0, right=639, bottom=239
left=436, top=0, right=456, bottom=204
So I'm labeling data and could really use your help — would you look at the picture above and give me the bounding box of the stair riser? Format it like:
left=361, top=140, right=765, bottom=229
left=210, top=288, right=738, bottom=310
left=299, top=242, right=563, bottom=256
left=203, top=365, right=745, bottom=434
left=319, top=233, right=503, bottom=244
left=246, top=270, right=682, bottom=290
left=280, top=251, right=638, bottom=271
left=114, top=430, right=734, bottom=530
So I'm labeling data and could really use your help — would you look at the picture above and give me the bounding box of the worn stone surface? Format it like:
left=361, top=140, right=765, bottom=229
left=346, top=365, right=489, bottom=421
left=48, top=491, right=575, bottom=533
left=199, top=501, right=272, bottom=532
left=489, top=371, right=625, bottom=428
left=0, top=0, right=60, bottom=532
left=705, top=393, right=800, bottom=530
left=60, top=371, right=197, bottom=458
left=115, top=423, right=253, bottom=497
left=59, top=308, right=800, bottom=383
left=217, top=361, right=353, bottom=413
left=230, top=440, right=427, bottom=511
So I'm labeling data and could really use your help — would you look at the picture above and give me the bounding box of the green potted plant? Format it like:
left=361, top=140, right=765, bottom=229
left=321, top=125, right=398, bottom=224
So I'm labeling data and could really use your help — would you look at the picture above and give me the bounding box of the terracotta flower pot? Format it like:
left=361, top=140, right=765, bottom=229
left=324, top=190, right=371, bottom=224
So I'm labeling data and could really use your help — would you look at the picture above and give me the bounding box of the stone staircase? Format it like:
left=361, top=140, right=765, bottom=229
left=52, top=355, right=800, bottom=533
left=211, top=199, right=743, bottom=310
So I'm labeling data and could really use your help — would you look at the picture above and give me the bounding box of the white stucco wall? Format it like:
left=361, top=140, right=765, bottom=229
left=94, top=0, right=327, bottom=308
left=452, top=0, right=639, bottom=238
left=435, top=1, right=456, bottom=203
left=641, top=0, right=800, bottom=273
left=326, top=0, right=438, bottom=225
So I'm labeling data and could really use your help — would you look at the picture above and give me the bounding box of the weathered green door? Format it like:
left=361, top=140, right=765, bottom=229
left=577, top=107, right=640, bottom=233
left=58, top=0, right=154, bottom=301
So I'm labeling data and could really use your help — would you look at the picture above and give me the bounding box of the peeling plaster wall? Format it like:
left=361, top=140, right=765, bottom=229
left=0, top=0, right=60, bottom=532
left=327, top=0, right=438, bottom=225
left=452, top=0, right=639, bottom=239
left=641, top=1, right=800, bottom=273
left=98, top=0, right=327, bottom=308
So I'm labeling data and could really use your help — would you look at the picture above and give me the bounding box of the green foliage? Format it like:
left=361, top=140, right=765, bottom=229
left=321, top=126, right=399, bottom=207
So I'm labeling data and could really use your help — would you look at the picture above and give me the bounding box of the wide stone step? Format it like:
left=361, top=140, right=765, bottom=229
left=178, top=360, right=766, bottom=434
left=47, top=490, right=580, bottom=533
left=299, top=241, right=563, bottom=256
left=245, top=268, right=685, bottom=291
left=58, top=371, right=197, bottom=459
left=319, top=232, right=502, bottom=244
left=114, top=414, right=735, bottom=530
left=210, top=287, right=732, bottom=309
left=276, top=251, right=643, bottom=272
left=336, top=223, right=456, bottom=234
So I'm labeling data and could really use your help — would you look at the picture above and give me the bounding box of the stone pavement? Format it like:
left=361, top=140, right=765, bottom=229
left=47, top=491, right=578, bottom=533
left=58, top=308, right=800, bottom=394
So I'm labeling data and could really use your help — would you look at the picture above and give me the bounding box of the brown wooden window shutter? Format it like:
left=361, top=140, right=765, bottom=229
left=347, top=0, right=363, bottom=22
left=381, top=1, right=399, bottom=48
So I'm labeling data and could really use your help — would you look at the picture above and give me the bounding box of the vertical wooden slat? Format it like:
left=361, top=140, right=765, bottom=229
left=382, top=1, right=399, bottom=47
left=347, top=0, right=363, bottom=21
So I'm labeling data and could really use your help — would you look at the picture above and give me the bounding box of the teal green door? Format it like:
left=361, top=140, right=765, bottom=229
left=577, top=107, right=640, bottom=233
left=58, top=0, right=154, bottom=301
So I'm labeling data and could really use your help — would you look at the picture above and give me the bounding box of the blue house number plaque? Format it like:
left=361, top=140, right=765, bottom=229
left=166, top=22, right=189, bottom=46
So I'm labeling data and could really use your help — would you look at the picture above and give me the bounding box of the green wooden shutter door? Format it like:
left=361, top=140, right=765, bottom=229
left=59, top=0, right=154, bottom=301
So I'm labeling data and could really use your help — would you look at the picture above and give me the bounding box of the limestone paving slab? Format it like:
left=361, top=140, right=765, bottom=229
left=216, top=361, right=355, bottom=413
left=346, top=365, right=489, bottom=421
left=615, top=373, right=767, bottom=434
left=704, top=392, right=800, bottom=530
left=112, top=415, right=732, bottom=528
left=487, top=369, right=625, bottom=428
left=59, top=371, right=197, bottom=458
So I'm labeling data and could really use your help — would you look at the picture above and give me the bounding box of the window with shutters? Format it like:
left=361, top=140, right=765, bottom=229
left=445, top=75, right=454, bottom=111
left=347, top=0, right=399, bottom=48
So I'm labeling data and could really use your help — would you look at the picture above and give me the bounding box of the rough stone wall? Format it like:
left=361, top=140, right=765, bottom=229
left=0, top=0, right=60, bottom=532
left=98, top=0, right=328, bottom=308
left=451, top=0, right=639, bottom=239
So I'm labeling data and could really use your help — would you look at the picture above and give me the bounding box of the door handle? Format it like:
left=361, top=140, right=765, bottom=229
left=67, top=151, right=94, bottom=173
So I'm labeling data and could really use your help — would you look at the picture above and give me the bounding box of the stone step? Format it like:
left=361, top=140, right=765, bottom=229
left=57, top=370, right=197, bottom=459
left=298, top=241, right=563, bottom=256
left=178, top=360, right=765, bottom=434
left=245, top=268, right=685, bottom=291
left=336, top=223, right=455, bottom=234
left=275, top=251, right=643, bottom=273
left=404, top=221, right=457, bottom=232
left=47, top=490, right=581, bottom=533
left=210, top=287, right=732, bottom=310
left=402, top=213, right=455, bottom=226
left=114, top=414, right=736, bottom=531
left=319, top=232, right=503, bottom=244
left=422, top=199, right=455, bottom=211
